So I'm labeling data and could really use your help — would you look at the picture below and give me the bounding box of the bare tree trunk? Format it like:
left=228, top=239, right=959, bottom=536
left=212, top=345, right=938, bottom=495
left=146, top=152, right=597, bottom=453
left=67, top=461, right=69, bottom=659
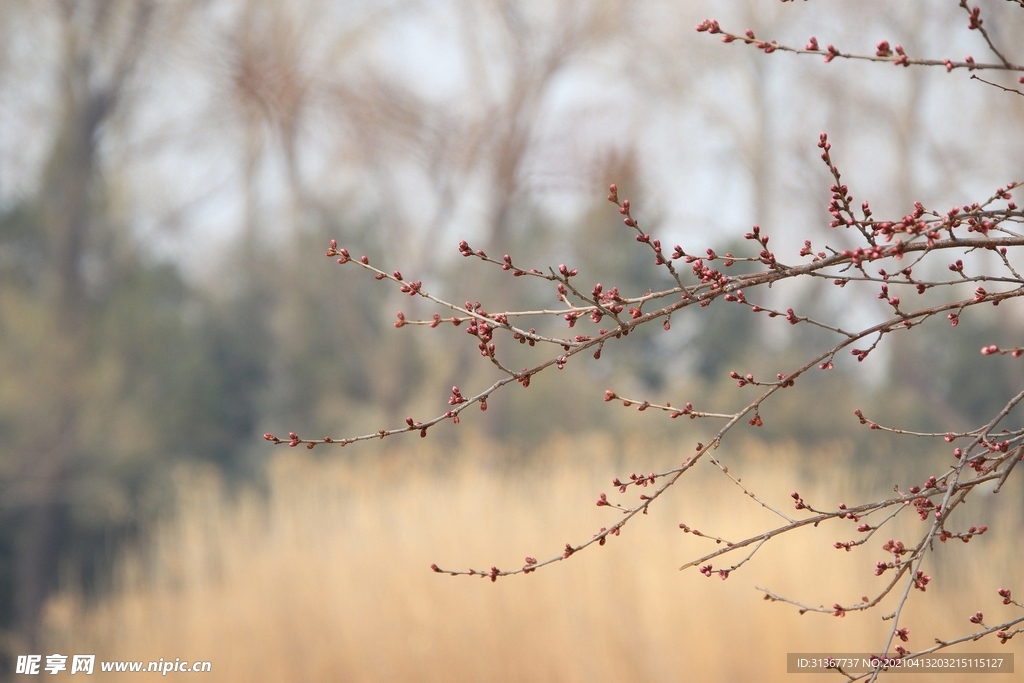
left=15, top=42, right=102, bottom=653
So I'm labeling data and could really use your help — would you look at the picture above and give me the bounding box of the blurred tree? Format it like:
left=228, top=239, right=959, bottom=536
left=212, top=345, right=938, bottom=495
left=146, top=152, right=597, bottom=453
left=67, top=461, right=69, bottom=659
left=7, top=0, right=157, bottom=648
left=0, top=200, right=264, bottom=650
left=0, top=0, right=253, bottom=658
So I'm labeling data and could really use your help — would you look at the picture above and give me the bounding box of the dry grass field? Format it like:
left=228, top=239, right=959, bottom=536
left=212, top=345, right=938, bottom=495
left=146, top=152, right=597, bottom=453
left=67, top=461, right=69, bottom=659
left=41, top=435, right=1022, bottom=681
